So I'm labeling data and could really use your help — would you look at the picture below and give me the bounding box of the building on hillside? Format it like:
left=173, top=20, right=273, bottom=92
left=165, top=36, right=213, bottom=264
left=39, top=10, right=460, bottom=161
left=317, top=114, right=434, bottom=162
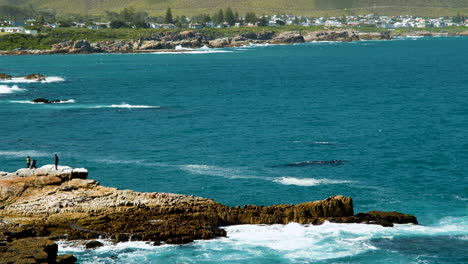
left=189, top=23, right=202, bottom=29
left=150, top=23, right=177, bottom=29
left=0, top=27, right=37, bottom=35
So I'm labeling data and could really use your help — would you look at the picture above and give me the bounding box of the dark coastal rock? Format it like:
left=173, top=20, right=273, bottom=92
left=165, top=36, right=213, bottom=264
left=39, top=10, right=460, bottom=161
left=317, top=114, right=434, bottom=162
left=0, top=223, right=76, bottom=264
left=355, top=211, right=418, bottom=226
left=358, top=32, right=391, bottom=40
left=273, top=160, right=346, bottom=167
left=56, top=254, right=78, bottom=264
left=52, top=40, right=93, bottom=53
left=272, top=31, right=305, bottom=44
left=24, top=73, right=47, bottom=81
left=304, top=30, right=360, bottom=42
left=209, top=38, right=231, bottom=48
left=85, top=240, right=104, bottom=249
left=32, top=98, right=63, bottom=104
left=0, top=73, right=12, bottom=80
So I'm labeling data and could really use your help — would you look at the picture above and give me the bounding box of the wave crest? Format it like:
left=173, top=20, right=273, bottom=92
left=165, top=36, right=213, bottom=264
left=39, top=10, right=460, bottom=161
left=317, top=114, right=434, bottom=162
left=91, top=103, right=160, bottom=109
left=273, top=177, right=353, bottom=186
left=0, top=76, right=65, bottom=83
left=0, top=85, right=25, bottom=94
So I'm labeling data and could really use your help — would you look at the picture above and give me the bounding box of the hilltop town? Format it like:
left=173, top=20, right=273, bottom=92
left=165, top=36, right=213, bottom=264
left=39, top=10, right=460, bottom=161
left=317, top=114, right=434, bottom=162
left=1, top=12, right=467, bottom=34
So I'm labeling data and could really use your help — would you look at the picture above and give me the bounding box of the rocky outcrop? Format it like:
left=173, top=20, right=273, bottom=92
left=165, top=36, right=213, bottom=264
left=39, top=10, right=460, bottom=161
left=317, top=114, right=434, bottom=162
left=0, top=166, right=417, bottom=250
left=0, top=73, right=12, bottom=80
left=0, top=29, right=397, bottom=55
left=24, top=73, right=47, bottom=81
left=32, top=98, right=67, bottom=104
left=358, top=32, right=391, bottom=40
left=0, top=223, right=77, bottom=264
left=271, top=31, right=305, bottom=44
left=304, top=30, right=360, bottom=42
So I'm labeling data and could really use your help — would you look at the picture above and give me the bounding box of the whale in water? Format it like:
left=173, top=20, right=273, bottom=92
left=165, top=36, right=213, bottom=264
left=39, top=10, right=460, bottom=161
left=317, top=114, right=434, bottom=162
left=272, top=160, right=346, bottom=167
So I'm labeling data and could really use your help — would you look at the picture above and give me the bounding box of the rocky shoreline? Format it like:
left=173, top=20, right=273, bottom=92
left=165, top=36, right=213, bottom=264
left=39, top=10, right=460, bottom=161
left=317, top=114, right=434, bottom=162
left=0, top=30, right=393, bottom=55
left=1, top=29, right=467, bottom=56
left=0, top=165, right=417, bottom=263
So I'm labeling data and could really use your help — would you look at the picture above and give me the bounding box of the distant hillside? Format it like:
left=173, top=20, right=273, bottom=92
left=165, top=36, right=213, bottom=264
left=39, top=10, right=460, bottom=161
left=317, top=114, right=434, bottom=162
left=1, top=0, right=467, bottom=17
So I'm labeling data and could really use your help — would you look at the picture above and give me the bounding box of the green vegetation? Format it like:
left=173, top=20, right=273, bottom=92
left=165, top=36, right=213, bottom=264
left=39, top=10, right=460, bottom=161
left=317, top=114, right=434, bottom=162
left=0, top=0, right=466, bottom=17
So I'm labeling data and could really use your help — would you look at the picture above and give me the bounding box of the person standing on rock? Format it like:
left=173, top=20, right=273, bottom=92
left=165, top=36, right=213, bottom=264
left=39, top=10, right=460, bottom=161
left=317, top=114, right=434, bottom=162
left=26, top=156, right=31, bottom=168
left=30, top=160, right=37, bottom=169
left=54, top=154, right=59, bottom=170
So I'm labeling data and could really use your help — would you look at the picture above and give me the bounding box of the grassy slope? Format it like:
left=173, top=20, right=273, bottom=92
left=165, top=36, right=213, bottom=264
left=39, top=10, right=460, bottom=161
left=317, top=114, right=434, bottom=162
left=1, top=0, right=467, bottom=16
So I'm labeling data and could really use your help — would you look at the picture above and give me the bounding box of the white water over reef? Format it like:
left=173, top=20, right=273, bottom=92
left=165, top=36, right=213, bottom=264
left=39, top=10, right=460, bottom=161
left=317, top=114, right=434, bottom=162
left=90, top=103, right=160, bottom=109
left=0, top=85, right=25, bottom=94
left=58, top=216, right=468, bottom=263
left=0, top=76, right=65, bottom=83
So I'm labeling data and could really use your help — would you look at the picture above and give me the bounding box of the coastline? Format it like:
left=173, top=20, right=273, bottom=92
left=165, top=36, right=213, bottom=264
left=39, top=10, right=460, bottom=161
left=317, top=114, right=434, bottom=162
left=0, top=165, right=417, bottom=263
left=2, top=29, right=466, bottom=56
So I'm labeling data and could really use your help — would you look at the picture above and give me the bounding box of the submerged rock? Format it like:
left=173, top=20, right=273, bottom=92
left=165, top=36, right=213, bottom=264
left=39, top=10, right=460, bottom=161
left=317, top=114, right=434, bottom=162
left=85, top=240, right=104, bottom=249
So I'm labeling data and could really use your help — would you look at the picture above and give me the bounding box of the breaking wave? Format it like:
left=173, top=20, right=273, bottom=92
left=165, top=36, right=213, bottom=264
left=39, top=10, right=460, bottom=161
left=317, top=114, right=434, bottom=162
left=0, top=150, right=50, bottom=158
left=58, top=216, right=468, bottom=263
left=0, top=85, right=25, bottom=94
left=273, top=177, right=353, bottom=186
left=90, top=103, right=160, bottom=109
left=179, top=164, right=255, bottom=179
left=0, top=76, right=65, bottom=83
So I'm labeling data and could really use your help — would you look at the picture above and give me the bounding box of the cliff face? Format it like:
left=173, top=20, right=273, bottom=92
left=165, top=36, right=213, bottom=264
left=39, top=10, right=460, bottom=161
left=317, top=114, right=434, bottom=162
left=0, top=165, right=417, bottom=246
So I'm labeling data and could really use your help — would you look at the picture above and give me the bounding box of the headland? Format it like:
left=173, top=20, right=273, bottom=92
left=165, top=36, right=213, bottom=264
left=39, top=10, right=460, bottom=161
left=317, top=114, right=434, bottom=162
left=0, top=165, right=417, bottom=263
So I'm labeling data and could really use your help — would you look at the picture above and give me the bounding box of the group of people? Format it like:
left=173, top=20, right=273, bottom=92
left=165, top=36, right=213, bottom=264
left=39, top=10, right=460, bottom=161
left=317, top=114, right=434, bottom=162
left=26, top=154, right=59, bottom=170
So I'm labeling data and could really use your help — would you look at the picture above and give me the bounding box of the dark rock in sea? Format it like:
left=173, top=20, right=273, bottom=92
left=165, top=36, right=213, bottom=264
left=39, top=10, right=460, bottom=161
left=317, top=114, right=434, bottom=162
left=32, top=98, right=62, bottom=104
left=85, top=240, right=104, bottom=249
left=273, top=160, right=346, bottom=167
left=0, top=73, right=12, bottom=80
left=24, top=73, right=47, bottom=81
left=0, top=223, right=75, bottom=264
left=355, top=211, right=419, bottom=226
left=56, top=254, right=78, bottom=264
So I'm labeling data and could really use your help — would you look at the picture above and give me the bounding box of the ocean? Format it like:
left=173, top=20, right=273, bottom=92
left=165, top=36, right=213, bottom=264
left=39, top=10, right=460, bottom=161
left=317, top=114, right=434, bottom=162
left=0, top=37, right=467, bottom=263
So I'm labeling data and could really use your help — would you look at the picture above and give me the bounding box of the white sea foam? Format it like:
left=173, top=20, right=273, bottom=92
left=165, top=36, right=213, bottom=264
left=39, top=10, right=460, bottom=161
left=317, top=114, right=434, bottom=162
left=0, top=85, right=25, bottom=94
left=453, top=195, right=468, bottom=201
left=273, top=177, right=353, bottom=186
left=0, top=76, right=65, bottom=83
left=174, top=45, right=193, bottom=50
left=0, top=150, right=49, bottom=157
left=57, top=216, right=468, bottom=263
left=90, top=103, right=160, bottom=109
left=153, top=50, right=233, bottom=54
left=179, top=164, right=254, bottom=179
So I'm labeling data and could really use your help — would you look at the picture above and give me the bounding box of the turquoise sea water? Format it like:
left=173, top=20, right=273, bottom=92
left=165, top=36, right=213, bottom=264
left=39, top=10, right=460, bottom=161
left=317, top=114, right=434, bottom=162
left=0, top=37, right=467, bottom=263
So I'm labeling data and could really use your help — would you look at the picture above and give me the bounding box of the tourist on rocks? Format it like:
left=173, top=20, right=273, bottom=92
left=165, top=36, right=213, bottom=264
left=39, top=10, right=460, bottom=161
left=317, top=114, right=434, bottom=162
left=30, top=160, right=37, bottom=169
left=26, top=156, right=31, bottom=168
left=54, top=154, right=59, bottom=170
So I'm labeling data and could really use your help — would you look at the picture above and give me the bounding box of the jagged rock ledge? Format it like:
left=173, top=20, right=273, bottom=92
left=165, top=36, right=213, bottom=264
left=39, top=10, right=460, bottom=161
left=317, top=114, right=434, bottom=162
left=0, top=165, right=417, bottom=263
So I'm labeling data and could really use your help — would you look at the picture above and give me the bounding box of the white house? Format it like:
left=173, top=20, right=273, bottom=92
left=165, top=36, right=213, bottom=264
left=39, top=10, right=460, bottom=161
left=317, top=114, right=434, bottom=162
left=0, top=27, right=37, bottom=35
left=189, top=23, right=202, bottom=29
